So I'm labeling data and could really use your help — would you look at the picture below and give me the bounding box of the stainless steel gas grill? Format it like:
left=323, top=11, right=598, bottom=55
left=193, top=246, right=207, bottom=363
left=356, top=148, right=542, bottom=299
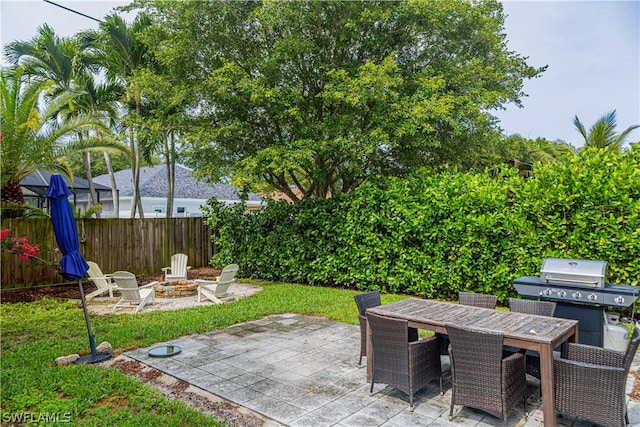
left=540, top=258, right=607, bottom=288
left=514, top=258, right=638, bottom=347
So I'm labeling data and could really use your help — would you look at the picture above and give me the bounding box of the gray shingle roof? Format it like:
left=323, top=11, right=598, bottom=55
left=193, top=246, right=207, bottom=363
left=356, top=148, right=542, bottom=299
left=21, top=169, right=111, bottom=196
left=93, top=165, right=261, bottom=202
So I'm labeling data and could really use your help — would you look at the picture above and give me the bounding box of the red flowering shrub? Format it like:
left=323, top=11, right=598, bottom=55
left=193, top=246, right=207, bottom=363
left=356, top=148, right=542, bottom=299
left=1, top=229, right=60, bottom=271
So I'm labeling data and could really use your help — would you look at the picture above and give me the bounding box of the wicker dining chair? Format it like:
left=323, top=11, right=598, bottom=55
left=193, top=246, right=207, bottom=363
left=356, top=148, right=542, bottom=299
left=508, top=298, right=556, bottom=317
left=508, top=298, right=557, bottom=378
left=459, top=291, right=498, bottom=309
left=354, top=291, right=381, bottom=365
left=439, top=292, right=499, bottom=355
left=446, top=323, right=527, bottom=427
left=554, top=326, right=640, bottom=427
left=366, top=311, right=442, bottom=411
left=354, top=290, right=417, bottom=365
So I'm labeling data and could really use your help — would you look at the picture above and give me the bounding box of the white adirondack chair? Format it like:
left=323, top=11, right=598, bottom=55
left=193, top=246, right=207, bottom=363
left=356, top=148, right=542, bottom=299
left=162, top=253, right=190, bottom=281
left=86, top=261, right=116, bottom=299
left=197, top=263, right=239, bottom=303
left=112, top=271, right=156, bottom=313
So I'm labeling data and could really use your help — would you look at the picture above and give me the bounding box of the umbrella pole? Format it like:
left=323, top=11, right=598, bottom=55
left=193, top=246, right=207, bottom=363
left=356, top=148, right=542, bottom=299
left=77, top=280, right=97, bottom=355
left=75, top=281, right=111, bottom=364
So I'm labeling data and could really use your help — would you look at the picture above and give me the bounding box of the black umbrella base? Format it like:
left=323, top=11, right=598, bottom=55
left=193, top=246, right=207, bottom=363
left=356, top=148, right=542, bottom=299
left=75, top=352, right=112, bottom=364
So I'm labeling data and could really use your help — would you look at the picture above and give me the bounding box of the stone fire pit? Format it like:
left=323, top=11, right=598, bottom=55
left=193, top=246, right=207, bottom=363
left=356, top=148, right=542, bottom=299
left=154, top=280, right=199, bottom=298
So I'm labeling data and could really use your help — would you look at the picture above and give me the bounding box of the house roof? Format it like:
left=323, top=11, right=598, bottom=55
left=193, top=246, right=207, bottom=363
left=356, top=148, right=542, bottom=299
left=21, top=169, right=111, bottom=197
left=93, top=165, right=261, bottom=202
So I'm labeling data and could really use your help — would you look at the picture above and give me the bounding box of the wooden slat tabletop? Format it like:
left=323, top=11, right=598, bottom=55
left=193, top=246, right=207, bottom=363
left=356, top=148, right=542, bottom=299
left=366, top=298, right=577, bottom=344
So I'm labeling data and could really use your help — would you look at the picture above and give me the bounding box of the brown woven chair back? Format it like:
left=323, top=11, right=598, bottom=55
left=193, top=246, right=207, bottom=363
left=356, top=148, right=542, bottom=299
left=367, top=311, right=442, bottom=410
left=554, top=325, right=640, bottom=426
left=367, top=312, right=411, bottom=390
left=354, top=291, right=381, bottom=365
left=354, top=291, right=381, bottom=316
left=622, top=326, right=640, bottom=372
left=446, top=323, right=527, bottom=426
left=507, top=298, right=557, bottom=380
left=458, top=292, right=497, bottom=309
left=509, top=298, right=556, bottom=317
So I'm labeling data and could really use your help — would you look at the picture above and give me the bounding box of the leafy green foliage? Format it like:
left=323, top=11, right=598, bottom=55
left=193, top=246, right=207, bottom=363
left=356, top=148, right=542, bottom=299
left=3, top=26, right=129, bottom=215
left=206, top=144, right=640, bottom=302
left=139, top=0, right=544, bottom=200
left=513, top=146, right=640, bottom=286
left=483, top=134, right=577, bottom=177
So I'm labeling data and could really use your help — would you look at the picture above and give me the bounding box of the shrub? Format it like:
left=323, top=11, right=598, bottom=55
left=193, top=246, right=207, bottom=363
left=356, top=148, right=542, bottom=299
left=205, top=144, right=640, bottom=302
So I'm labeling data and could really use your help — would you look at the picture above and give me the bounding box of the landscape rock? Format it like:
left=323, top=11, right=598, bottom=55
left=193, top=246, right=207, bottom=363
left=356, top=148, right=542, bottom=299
left=55, top=354, right=80, bottom=365
left=96, top=341, right=112, bottom=354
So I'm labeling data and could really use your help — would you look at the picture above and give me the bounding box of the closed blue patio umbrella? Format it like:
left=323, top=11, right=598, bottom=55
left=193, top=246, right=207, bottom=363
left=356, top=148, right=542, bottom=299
left=47, top=174, right=110, bottom=364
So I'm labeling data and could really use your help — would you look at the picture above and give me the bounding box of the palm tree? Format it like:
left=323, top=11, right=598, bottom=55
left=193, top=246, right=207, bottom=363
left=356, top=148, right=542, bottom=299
left=0, top=66, right=115, bottom=217
left=61, top=72, right=129, bottom=217
left=81, top=13, right=154, bottom=218
left=73, top=73, right=127, bottom=217
left=573, top=110, right=639, bottom=152
left=5, top=25, right=128, bottom=216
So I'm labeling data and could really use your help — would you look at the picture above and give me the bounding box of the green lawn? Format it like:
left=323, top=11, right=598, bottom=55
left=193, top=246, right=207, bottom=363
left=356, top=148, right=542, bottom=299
left=0, top=281, right=410, bottom=426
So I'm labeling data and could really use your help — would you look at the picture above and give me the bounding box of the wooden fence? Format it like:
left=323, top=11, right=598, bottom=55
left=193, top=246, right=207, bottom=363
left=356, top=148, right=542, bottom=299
left=1, top=217, right=216, bottom=289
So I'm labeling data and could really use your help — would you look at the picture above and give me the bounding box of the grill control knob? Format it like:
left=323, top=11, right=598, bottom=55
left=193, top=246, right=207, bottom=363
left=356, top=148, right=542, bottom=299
left=572, top=291, right=582, bottom=300
left=615, top=296, right=625, bottom=305
left=558, top=290, right=567, bottom=298
left=587, top=293, right=598, bottom=302
left=542, top=288, right=553, bottom=297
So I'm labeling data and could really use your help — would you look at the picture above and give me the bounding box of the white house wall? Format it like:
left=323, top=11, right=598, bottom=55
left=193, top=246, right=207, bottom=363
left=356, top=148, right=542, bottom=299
left=99, top=197, right=262, bottom=218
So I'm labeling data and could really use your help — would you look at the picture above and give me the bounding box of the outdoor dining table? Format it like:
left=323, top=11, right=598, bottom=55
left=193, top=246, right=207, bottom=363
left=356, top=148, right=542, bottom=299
left=365, top=298, right=579, bottom=427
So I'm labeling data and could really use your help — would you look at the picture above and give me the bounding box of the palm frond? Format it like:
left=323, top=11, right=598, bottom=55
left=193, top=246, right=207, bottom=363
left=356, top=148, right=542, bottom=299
left=575, top=110, right=638, bottom=152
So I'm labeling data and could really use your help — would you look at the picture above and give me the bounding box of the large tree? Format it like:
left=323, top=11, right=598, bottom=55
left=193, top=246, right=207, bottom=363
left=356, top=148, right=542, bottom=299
left=137, top=0, right=544, bottom=201
left=71, top=73, right=128, bottom=217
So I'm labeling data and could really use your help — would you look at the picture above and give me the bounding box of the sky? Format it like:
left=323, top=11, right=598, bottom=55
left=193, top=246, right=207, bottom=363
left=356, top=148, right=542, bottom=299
left=1, top=0, right=639, bottom=148
left=496, top=1, right=639, bottom=147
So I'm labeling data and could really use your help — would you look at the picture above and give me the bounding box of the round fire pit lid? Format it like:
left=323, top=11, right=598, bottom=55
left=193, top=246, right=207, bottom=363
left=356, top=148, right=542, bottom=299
left=148, top=345, right=182, bottom=357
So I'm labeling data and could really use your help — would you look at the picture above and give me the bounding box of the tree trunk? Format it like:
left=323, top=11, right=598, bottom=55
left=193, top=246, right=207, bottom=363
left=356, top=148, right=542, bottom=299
left=129, top=125, right=144, bottom=218
left=82, top=150, right=101, bottom=218
left=163, top=131, right=174, bottom=262
left=132, top=99, right=144, bottom=218
left=165, top=131, right=175, bottom=217
left=104, top=152, right=119, bottom=218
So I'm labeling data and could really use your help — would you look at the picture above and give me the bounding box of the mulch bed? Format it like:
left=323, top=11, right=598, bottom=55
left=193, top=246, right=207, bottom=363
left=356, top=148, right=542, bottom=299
left=112, top=359, right=265, bottom=427
left=0, top=267, right=220, bottom=304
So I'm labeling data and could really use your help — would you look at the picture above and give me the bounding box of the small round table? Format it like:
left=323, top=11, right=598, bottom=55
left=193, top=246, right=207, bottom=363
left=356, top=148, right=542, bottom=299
left=148, top=345, right=182, bottom=357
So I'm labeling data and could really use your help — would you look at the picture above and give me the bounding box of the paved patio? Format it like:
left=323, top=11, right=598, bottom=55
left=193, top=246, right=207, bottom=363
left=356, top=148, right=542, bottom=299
left=125, top=313, right=640, bottom=426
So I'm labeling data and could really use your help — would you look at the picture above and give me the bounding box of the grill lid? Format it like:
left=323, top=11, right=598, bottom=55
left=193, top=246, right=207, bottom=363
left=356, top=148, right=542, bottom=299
left=540, top=258, right=607, bottom=288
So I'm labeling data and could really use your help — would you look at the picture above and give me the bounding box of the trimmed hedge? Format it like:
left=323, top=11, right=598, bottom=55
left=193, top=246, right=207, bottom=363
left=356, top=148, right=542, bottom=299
left=204, top=145, right=640, bottom=302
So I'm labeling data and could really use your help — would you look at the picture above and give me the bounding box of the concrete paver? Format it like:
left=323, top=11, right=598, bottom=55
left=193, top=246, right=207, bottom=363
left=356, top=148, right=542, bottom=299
left=125, top=313, right=640, bottom=426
